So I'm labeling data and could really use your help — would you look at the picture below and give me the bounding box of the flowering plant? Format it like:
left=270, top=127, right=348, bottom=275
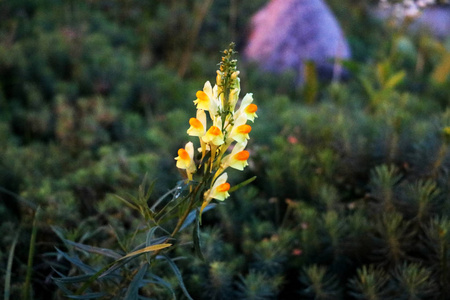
left=53, top=43, right=257, bottom=299
left=175, top=42, right=257, bottom=218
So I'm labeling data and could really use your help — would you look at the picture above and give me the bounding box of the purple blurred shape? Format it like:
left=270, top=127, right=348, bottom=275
left=244, top=0, right=351, bottom=83
left=412, top=6, right=450, bottom=39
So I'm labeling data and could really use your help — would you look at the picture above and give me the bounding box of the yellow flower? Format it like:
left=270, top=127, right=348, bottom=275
left=202, top=117, right=224, bottom=146
left=222, top=141, right=250, bottom=171
left=205, top=172, right=230, bottom=201
left=244, top=103, right=258, bottom=121
left=203, top=126, right=224, bottom=146
left=229, top=114, right=252, bottom=144
left=187, top=109, right=207, bottom=137
left=175, top=142, right=196, bottom=174
left=193, top=85, right=210, bottom=111
left=235, top=93, right=258, bottom=122
left=193, top=81, right=216, bottom=111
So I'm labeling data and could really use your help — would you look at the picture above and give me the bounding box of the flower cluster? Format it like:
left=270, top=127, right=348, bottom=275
left=175, top=44, right=257, bottom=213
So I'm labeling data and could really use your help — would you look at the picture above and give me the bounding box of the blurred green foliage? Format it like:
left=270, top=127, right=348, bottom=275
left=1, top=0, right=450, bottom=299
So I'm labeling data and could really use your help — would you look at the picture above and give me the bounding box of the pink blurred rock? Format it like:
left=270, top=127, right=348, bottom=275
left=244, top=0, right=351, bottom=83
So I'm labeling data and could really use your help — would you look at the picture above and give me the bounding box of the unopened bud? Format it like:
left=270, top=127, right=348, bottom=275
left=216, top=70, right=222, bottom=85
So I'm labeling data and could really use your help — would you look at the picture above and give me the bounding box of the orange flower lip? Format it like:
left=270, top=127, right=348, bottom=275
left=235, top=150, right=250, bottom=161
left=189, top=118, right=203, bottom=129
left=245, top=104, right=258, bottom=113
left=208, top=125, right=221, bottom=136
left=237, top=124, right=252, bottom=134
left=217, top=182, right=230, bottom=192
left=196, top=91, right=209, bottom=102
left=178, top=149, right=190, bottom=160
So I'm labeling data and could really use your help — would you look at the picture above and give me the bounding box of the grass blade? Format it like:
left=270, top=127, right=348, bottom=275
left=4, top=228, right=20, bottom=300
left=23, top=206, right=40, bottom=300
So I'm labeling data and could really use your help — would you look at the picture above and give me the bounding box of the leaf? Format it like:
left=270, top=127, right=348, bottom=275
left=146, top=226, right=169, bottom=247
left=145, top=226, right=170, bottom=263
left=109, top=225, right=127, bottom=253
left=55, top=248, right=98, bottom=274
left=51, top=226, right=67, bottom=243
left=65, top=240, right=122, bottom=260
left=53, top=279, right=73, bottom=295
left=97, top=258, right=132, bottom=279
left=193, top=210, right=204, bottom=261
left=52, top=274, right=96, bottom=284
left=384, top=70, right=406, bottom=89
left=229, top=176, right=257, bottom=193
left=97, top=243, right=171, bottom=280
left=120, top=244, right=172, bottom=261
left=124, top=264, right=148, bottom=300
left=67, top=292, right=108, bottom=299
left=180, top=204, right=216, bottom=231
left=155, top=194, right=191, bottom=224
left=144, top=274, right=176, bottom=300
left=150, top=183, right=185, bottom=211
left=160, top=255, right=193, bottom=300
left=113, top=194, right=140, bottom=210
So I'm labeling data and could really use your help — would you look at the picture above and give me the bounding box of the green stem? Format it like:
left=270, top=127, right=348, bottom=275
left=153, top=179, right=206, bottom=257
left=23, top=206, right=40, bottom=300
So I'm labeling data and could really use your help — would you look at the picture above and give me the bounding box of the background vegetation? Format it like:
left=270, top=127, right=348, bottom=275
left=1, top=0, right=450, bottom=299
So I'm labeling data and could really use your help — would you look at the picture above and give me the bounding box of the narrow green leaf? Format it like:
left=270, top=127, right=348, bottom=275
left=229, top=176, right=257, bottom=193
left=65, top=240, right=123, bottom=259
left=124, top=264, right=148, bottom=300
left=55, top=248, right=97, bottom=274
left=53, top=274, right=95, bottom=284
left=4, top=229, right=20, bottom=300
left=0, top=187, right=37, bottom=210
left=146, top=226, right=164, bottom=247
left=155, top=194, right=190, bottom=224
left=193, top=211, right=204, bottom=261
left=145, top=226, right=170, bottom=263
left=120, top=243, right=172, bottom=260
left=151, top=184, right=185, bottom=211
left=97, top=258, right=131, bottom=279
left=145, top=274, right=176, bottom=300
left=67, top=292, right=108, bottom=299
left=76, top=261, right=119, bottom=294
left=53, top=279, right=73, bottom=294
left=384, top=70, right=406, bottom=89
left=180, top=204, right=216, bottom=231
left=109, top=225, right=127, bottom=253
left=51, top=226, right=66, bottom=243
left=113, top=194, right=140, bottom=210
left=161, top=255, right=193, bottom=300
